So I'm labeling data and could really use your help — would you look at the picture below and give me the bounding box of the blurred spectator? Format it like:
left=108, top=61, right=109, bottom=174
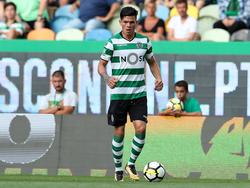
left=122, top=0, right=141, bottom=19
left=48, top=0, right=76, bottom=7
left=187, top=0, right=205, bottom=9
left=0, top=0, right=5, bottom=21
left=8, top=0, right=50, bottom=30
left=158, top=80, right=202, bottom=116
left=137, top=0, right=166, bottom=40
left=0, top=2, right=24, bottom=39
left=165, top=0, right=204, bottom=10
left=165, top=0, right=176, bottom=9
left=167, top=0, right=197, bottom=41
left=213, top=0, right=248, bottom=35
left=63, top=0, right=120, bottom=32
left=50, top=0, right=79, bottom=32
left=39, top=70, right=77, bottom=115
left=246, top=0, right=250, bottom=28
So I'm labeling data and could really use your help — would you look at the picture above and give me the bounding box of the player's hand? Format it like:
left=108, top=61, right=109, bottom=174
left=154, top=79, right=163, bottom=91
left=107, top=77, right=118, bottom=89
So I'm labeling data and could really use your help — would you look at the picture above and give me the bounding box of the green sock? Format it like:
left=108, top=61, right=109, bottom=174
left=112, top=135, right=124, bottom=172
left=128, top=132, right=145, bottom=166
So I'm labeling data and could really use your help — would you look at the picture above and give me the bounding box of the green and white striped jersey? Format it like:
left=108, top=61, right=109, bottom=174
left=101, top=32, right=154, bottom=100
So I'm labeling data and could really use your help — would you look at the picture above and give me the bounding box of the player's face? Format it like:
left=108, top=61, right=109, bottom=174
left=120, top=16, right=137, bottom=37
left=175, top=86, right=187, bottom=101
left=176, top=3, right=187, bottom=17
left=52, top=76, right=65, bottom=93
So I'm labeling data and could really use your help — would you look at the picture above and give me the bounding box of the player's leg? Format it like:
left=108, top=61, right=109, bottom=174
left=108, top=100, right=128, bottom=181
left=125, top=97, right=147, bottom=181
left=112, top=126, right=125, bottom=181
left=125, top=120, right=146, bottom=180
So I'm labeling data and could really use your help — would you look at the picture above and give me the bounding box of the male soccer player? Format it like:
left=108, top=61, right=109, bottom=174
left=159, top=80, right=202, bottom=116
left=39, top=70, right=77, bottom=114
left=98, top=6, right=163, bottom=181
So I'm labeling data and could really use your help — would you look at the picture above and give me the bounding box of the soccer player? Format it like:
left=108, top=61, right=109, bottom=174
left=159, top=80, right=202, bottom=116
left=39, top=70, right=77, bottom=114
left=98, top=6, right=163, bottom=182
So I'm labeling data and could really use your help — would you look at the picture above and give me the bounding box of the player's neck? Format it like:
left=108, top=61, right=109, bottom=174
left=121, top=32, right=135, bottom=41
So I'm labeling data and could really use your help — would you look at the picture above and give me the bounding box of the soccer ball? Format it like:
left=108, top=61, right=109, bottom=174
left=166, top=98, right=184, bottom=111
left=143, top=161, right=166, bottom=182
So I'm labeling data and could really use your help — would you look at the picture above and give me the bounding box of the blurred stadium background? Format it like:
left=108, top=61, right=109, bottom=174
left=1, top=0, right=250, bottom=187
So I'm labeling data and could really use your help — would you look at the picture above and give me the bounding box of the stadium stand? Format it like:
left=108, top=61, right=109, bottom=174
left=137, top=0, right=166, bottom=40
left=27, top=28, right=55, bottom=40
left=197, top=5, right=220, bottom=35
left=141, top=3, right=169, bottom=21
left=85, top=28, right=112, bottom=41
left=8, top=0, right=50, bottom=30
left=107, top=17, right=121, bottom=34
left=199, top=4, right=219, bottom=19
left=169, top=4, right=199, bottom=19
left=201, top=28, right=230, bottom=42
left=0, top=0, right=4, bottom=21
left=230, top=29, right=250, bottom=41
left=62, top=0, right=120, bottom=32
left=55, top=28, right=84, bottom=40
left=50, top=4, right=79, bottom=33
left=213, top=0, right=248, bottom=35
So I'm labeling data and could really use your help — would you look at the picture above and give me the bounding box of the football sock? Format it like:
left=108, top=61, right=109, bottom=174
left=128, top=132, right=145, bottom=166
left=112, top=135, right=124, bottom=172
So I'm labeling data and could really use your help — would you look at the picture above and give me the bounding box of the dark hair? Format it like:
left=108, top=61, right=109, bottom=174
left=52, top=70, right=65, bottom=79
left=120, top=6, right=138, bottom=20
left=4, top=2, right=17, bottom=11
left=175, top=80, right=188, bottom=92
left=175, top=0, right=188, bottom=6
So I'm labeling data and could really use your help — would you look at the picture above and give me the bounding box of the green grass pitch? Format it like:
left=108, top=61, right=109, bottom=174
left=0, top=175, right=250, bottom=188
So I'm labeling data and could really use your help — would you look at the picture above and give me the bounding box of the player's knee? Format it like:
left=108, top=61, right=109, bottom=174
left=114, top=126, right=125, bottom=137
left=135, top=124, right=146, bottom=134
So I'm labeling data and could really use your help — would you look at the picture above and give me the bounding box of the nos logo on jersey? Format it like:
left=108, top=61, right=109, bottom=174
left=121, top=53, right=145, bottom=65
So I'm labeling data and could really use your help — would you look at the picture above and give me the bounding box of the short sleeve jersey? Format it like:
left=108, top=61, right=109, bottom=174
left=183, top=97, right=201, bottom=113
left=39, top=89, right=77, bottom=110
left=100, top=32, right=153, bottom=100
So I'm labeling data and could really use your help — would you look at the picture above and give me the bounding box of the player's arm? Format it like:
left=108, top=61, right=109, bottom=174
left=39, top=107, right=59, bottom=114
left=55, top=106, right=75, bottom=114
left=147, top=56, right=163, bottom=91
left=98, top=59, right=117, bottom=89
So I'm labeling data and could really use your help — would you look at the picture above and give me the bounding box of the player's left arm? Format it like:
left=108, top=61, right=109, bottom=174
left=147, top=56, right=163, bottom=91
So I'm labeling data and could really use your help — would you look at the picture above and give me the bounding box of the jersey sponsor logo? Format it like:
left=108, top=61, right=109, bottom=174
left=121, top=53, right=145, bottom=65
